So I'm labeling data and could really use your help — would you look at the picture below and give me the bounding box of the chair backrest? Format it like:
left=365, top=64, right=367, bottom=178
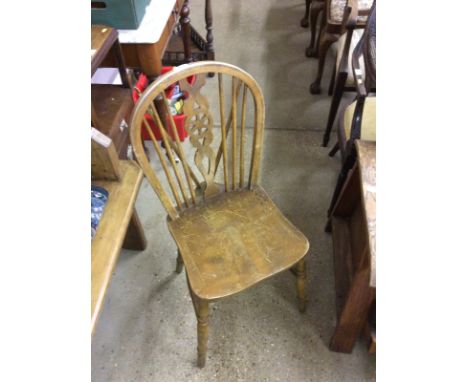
left=129, top=61, right=266, bottom=221
left=347, top=0, right=376, bottom=145
left=351, top=0, right=376, bottom=95
left=362, top=1, right=376, bottom=89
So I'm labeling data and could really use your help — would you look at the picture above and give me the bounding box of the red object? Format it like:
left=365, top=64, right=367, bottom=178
left=132, top=66, right=195, bottom=141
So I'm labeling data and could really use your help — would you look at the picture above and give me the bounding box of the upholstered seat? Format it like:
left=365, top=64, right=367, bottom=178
left=168, top=186, right=309, bottom=300
left=341, top=97, right=376, bottom=143
left=329, top=0, right=373, bottom=24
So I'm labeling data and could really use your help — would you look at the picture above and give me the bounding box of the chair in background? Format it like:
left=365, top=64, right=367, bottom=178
left=308, top=0, right=373, bottom=95
left=130, top=61, right=310, bottom=368
left=322, top=0, right=376, bottom=147
left=326, top=3, right=376, bottom=218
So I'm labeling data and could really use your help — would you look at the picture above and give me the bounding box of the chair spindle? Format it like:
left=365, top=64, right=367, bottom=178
left=162, top=94, right=197, bottom=205
left=214, top=81, right=242, bottom=177
left=239, top=84, right=248, bottom=188
left=218, top=73, right=230, bottom=191
left=167, top=139, right=202, bottom=189
left=231, top=77, right=238, bottom=190
left=142, top=116, right=184, bottom=209
left=149, top=102, right=192, bottom=208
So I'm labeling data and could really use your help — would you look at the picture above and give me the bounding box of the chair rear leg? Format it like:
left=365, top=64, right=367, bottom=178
left=309, top=31, right=338, bottom=94
left=305, top=4, right=323, bottom=57
left=301, top=0, right=312, bottom=27
left=295, top=259, right=307, bottom=313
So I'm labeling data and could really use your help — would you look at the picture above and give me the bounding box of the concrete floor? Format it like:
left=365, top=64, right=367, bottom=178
left=92, top=1, right=376, bottom=381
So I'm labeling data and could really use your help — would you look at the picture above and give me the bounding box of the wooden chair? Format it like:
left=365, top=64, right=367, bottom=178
left=129, top=61, right=310, bottom=368
left=322, top=0, right=376, bottom=147
left=328, top=0, right=376, bottom=159
left=308, top=0, right=373, bottom=95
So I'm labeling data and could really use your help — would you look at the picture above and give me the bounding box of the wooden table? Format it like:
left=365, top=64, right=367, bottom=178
left=91, top=130, right=147, bottom=334
left=99, top=0, right=214, bottom=78
left=327, top=140, right=376, bottom=353
left=91, top=25, right=129, bottom=85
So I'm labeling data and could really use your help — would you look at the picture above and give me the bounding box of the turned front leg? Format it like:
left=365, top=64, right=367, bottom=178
left=187, top=278, right=210, bottom=368
left=296, top=259, right=307, bottom=313
left=196, top=299, right=209, bottom=367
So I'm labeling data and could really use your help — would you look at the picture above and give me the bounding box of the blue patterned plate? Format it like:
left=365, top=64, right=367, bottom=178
left=91, top=186, right=109, bottom=239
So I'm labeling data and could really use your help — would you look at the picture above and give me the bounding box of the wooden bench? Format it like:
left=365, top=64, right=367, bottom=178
left=91, top=128, right=147, bottom=335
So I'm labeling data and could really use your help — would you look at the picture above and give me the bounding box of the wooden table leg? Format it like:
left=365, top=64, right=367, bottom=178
left=112, top=40, right=131, bottom=88
left=136, top=43, right=163, bottom=78
left=181, top=0, right=193, bottom=63
left=329, top=267, right=374, bottom=353
left=205, top=0, right=214, bottom=59
left=122, top=209, right=147, bottom=250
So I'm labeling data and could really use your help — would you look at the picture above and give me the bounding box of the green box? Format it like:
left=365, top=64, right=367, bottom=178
left=91, top=0, right=151, bottom=30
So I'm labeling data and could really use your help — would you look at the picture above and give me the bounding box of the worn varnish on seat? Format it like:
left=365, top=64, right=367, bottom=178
left=169, top=186, right=309, bottom=300
left=130, top=61, right=309, bottom=367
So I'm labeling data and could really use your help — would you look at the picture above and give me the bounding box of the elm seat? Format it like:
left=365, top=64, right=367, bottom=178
left=329, top=0, right=373, bottom=24
left=168, top=186, right=309, bottom=300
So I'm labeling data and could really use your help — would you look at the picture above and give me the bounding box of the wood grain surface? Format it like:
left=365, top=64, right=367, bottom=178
left=91, top=160, right=143, bottom=334
left=168, top=186, right=309, bottom=300
left=355, top=140, right=375, bottom=288
left=91, top=128, right=121, bottom=181
left=91, top=25, right=117, bottom=75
